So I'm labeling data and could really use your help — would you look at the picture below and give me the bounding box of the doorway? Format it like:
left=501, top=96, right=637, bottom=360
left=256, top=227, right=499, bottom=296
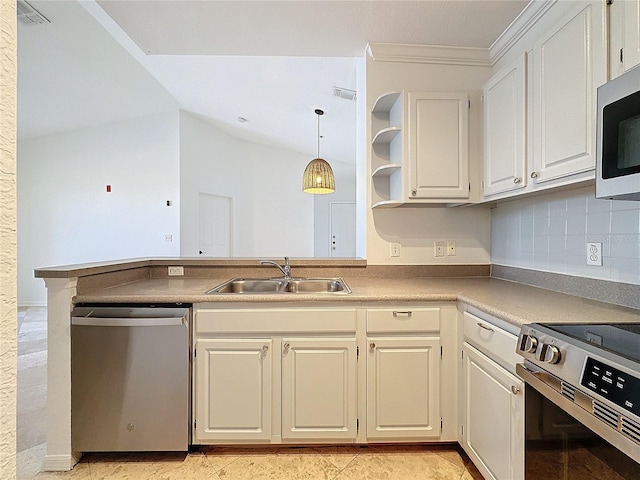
left=198, top=193, right=232, bottom=257
left=329, top=202, right=356, bottom=257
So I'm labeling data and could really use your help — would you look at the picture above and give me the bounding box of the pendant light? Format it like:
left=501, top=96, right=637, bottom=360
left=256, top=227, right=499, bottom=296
left=302, top=109, right=335, bottom=194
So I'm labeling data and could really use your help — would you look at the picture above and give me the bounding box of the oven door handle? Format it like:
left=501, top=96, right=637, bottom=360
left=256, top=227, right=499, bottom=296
left=516, top=363, right=640, bottom=462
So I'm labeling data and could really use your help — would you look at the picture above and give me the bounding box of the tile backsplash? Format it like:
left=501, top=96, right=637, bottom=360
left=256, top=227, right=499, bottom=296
left=491, top=186, right=640, bottom=286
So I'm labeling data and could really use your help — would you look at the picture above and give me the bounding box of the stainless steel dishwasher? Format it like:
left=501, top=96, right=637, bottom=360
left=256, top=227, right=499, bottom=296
left=71, top=305, right=190, bottom=452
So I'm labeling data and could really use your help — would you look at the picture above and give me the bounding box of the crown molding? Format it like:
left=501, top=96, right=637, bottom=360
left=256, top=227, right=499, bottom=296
left=489, top=0, right=558, bottom=65
left=367, top=43, right=491, bottom=67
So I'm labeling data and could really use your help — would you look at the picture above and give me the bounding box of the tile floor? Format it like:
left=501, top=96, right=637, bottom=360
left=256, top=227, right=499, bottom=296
left=16, top=307, right=485, bottom=480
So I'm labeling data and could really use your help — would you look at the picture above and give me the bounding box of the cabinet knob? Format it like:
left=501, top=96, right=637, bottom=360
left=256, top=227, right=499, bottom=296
left=262, top=345, right=269, bottom=353
left=369, top=342, right=376, bottom=351
left=511, top=386, right=521, bottom=395
left=411, top=189, right=417, bottom=196
left=530, top=171, right=539, bottom=179
left=283, top=342, right=290, bottom=353
left=513, top=177, right=522, bottom=184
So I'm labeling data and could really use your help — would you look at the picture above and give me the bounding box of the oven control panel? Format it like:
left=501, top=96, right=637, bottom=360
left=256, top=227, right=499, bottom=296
left=581, top=357, right=640, bottom=417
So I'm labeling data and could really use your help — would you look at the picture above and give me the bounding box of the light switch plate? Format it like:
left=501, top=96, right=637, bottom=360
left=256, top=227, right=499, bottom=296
left=390, top=242, right=401, bottom=257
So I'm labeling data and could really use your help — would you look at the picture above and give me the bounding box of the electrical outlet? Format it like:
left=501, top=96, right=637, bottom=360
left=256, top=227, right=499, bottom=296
left=587, top=243, right=602, bottom=266
left=434, top=241, right=445, bottom=257
left=165, top=234, right=173, bottom=242
left=390, top=242, right=401, bottom=257
left=168, top=266, right=184, bottom=276
left=447, top=241, right=456, bottom=256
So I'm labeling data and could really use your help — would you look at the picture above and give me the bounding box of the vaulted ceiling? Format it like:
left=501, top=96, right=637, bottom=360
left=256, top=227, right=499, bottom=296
left=18, top=0, right=529, bottom=162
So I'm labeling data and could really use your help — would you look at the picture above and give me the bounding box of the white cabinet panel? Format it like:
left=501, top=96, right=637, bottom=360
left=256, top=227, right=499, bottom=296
left=281, top=338, right=357, bottom=441
left=408, top=92, right=469, bottom=199
left=531, top=1, right=606, bottom=184
left=483, top=54, right=527, bottom=197
left=367, top=337, right=441, bottom=439
left=462, top=342, right=524, bottom=480
left=195, top=339, right=272, bottom=442
left=610, top=0, right=640, bottom=78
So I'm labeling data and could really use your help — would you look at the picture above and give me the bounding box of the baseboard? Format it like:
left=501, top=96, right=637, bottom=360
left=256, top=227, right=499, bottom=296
left=43, top=453, right=81, bottom=472
left=18, top=301, right=47, bottom=308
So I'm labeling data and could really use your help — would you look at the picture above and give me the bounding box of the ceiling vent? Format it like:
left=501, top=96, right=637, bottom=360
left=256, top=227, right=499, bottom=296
left=17, top=0, right=50, bottom=25
left=333, top=87, right=357, bottom=101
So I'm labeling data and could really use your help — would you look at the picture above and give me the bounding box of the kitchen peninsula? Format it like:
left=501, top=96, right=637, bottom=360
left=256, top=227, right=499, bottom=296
left=36, top=258, right=640, bottom=473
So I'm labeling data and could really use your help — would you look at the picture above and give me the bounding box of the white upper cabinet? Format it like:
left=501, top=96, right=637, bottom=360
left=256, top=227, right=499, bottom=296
left=609, top=0, right=640, bottom=77
left=369, top=90, right=471, bottom=207
left=530, top=1, right=606, bottom=185
left=482, top=53, right=527, bottom=197
left=407, top=92, right=470, bottom=200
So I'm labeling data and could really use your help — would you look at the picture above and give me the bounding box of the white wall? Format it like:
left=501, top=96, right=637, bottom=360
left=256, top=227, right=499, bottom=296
left=492, top=186, right=640, bottom=285
left=365, top=49, right=493, bottom=265
left=18, top=112, right=181, bottom=305
left=179, top=111, right=315, bottom=258
left=0, top=2, right=17, bottom=477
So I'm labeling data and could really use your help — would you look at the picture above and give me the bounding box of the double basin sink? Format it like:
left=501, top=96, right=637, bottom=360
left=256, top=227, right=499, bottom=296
left=207, top=277, right=351, bottom=295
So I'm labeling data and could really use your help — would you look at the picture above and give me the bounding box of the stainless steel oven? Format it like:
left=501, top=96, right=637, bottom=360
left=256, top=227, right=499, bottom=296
left=516, top=323, right=640, bottom=479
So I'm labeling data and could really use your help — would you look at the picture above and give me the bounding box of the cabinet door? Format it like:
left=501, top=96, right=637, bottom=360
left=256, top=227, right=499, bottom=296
left=408, top=92, right=469, bottom=199
left=367, top=337, right=441, bottom=439
left=531, top=1, right=606, bottom=184
left=483, top=54, right=527, bottom=197
left=281, top=338, right=357, bottom=441
left=462, top=343, right=524, bottom=480
left=194, top=338, right=272, bottom=442
left=610, top=0, right=640, bottom=77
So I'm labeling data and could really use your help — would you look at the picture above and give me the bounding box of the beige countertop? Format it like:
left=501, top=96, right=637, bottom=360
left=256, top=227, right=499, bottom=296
left=74, top=275, right=640, bottom=328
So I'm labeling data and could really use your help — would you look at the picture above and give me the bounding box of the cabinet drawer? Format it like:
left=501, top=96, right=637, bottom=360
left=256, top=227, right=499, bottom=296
left=367, top=308, right=439, bottom=333
left=196, top=308, right=357, bottom=334
left=463, top=312, right=519, bottom=375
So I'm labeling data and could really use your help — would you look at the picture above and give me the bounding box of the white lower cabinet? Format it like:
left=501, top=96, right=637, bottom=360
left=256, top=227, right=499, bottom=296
left=192, top=304, right=458, bottom=446
left=461, top=310, right=524, bottom=480
left=194, top=338, right=273, bottom=442
left=367, top=336, right=441, bottom=439
left=281, top=338, right=357, bottom=441
left=193, top=306, right=359, bottom=445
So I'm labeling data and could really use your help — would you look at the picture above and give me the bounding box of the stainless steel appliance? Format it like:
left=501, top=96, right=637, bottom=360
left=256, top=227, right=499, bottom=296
left=516, top=323, right=640, bottom=478
left=596, top=64, right=640, bottom=201
left=71, top=305, right=190, bottom=452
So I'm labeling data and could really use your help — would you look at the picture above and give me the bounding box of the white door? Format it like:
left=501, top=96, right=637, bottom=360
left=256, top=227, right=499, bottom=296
left=329, top=202, right=356, bottom=257
left=367, top=336, right=441, bottom=440
left=194, top=338, right=272, bottom=443
left=198, top=193, right=232, bottom=257
left=281, top=338, right=357, bottom=441
left=462, top=342, right=524, bottom=480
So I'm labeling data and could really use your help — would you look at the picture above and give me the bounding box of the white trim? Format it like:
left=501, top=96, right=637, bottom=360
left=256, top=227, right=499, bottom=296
left=489, top=0, right=558, bottom=65
left=367, top=43, right=491, bottom=67
left=43, top=453, right=81, bottom=472
left=18, top=301, right=46, bottom=308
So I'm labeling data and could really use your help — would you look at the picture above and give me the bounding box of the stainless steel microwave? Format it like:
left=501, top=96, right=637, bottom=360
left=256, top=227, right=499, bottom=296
left=596, top=65, right=640, bottom=201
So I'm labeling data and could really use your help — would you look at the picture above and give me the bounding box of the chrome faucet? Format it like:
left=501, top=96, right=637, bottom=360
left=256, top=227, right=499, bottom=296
left=259, top=257, right=292, bottom=280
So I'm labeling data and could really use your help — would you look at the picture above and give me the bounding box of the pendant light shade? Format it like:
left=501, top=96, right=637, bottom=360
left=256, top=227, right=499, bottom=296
left=303, top=109, right=335, bottom=194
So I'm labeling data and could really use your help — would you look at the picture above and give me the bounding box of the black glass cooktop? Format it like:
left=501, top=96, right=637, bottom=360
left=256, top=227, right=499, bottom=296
left=543, top=323, right=640, bottom=364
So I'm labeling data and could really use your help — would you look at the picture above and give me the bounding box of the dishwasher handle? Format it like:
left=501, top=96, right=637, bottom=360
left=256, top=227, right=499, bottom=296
left=72, top=316, right=186, bottom=327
